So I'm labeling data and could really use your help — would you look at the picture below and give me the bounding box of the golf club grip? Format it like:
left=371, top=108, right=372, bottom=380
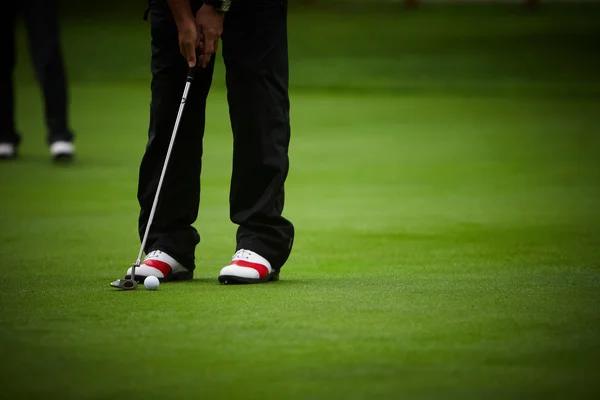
left=186, top=67, right=195, bottom=82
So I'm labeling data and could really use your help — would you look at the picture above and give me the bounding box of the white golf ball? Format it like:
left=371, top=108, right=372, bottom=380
left=144, top=276, right=160, bottom=290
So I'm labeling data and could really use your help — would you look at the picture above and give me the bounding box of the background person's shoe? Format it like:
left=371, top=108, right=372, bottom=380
left=219, top=249, right=279, bottom=284
left=50, top=141, right=75, bottom=162
left=126, top=250, right=193, bottom=283
left=0, top=143, right=17, bottom=160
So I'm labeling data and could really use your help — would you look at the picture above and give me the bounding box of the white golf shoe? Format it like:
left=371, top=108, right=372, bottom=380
left=0, top=143, right=16, bottom=159
left=126, top=250, right=193, bottom=282
left=218, top=249, right=279, bottom=284
left=50, top=141, right=75, bottom=161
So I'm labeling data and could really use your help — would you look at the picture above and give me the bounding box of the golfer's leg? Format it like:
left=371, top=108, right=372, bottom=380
left=23, top=0, right=73, bottom=144
left=138, top=0, right=214, bottom=269
left=223, top=0, right=295, bottom=270
left=0, top=2, right=19, bottom=147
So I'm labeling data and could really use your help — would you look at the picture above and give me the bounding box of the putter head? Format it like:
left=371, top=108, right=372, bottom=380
left=110, top=279, right=138, bottom=290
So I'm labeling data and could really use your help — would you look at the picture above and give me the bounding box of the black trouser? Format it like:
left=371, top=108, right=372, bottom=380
left=138, top=0, right=294, bottom=271
left=1, top=0, right=73, bottom=146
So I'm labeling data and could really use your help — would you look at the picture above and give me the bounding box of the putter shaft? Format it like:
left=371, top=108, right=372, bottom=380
left=112, top=68, right=195, bottom=290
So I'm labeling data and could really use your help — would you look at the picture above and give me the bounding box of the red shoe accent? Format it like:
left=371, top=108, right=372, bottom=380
left=231, top=260, right=269, bottom=278
left=143, top=259, right=172, bottom=277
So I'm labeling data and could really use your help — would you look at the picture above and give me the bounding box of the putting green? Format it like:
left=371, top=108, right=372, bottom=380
left=1, top=4, right=599, bottom=399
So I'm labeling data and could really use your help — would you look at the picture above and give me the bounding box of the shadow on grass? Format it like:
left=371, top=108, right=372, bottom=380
left=3, top=153, right=79, bottom=167
left=4, top=152, right=141, bottom=169
left=104, top=278, right=311, bottom=293
left=183, top=278, right=310, bottom=286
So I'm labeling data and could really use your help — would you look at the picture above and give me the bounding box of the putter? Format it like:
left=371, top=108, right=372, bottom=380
left=111, top=67, right=196, bottom=290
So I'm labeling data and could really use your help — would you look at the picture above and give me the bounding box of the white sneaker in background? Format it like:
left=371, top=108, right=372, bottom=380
left=0, top=143, right=16, bottom=159
left=50, top=141, right=75, bottom=161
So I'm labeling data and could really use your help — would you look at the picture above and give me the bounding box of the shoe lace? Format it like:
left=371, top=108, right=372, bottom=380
left=233, top=249, right=251, bottom=260
left=145, top=250, right=162, bottom=260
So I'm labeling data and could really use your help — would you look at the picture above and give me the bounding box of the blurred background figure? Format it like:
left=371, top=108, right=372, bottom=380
left=1, top=0, right=75, bottom=161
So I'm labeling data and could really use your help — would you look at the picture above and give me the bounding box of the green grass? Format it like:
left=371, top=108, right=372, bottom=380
left=1, top=4, right=600, bottom=399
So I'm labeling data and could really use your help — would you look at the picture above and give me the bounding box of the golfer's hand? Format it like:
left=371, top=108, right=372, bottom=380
left=177, top=18, right=198, bottom=67
left=196, top=4, right=224, bottom=68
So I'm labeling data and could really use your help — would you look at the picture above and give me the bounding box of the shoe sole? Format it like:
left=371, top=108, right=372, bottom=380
left=125, top=270, right=194, bottom=284
left=0, top=153, right=17, bottom=160
left=52, top=153, right=74, bottom=163
left=218, top=271, right=280, bottom=285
